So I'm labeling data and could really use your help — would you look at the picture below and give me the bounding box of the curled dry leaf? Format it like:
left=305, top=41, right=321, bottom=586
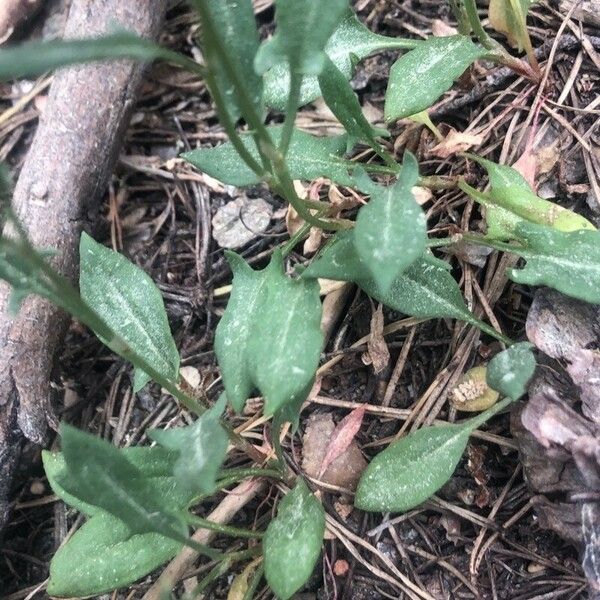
left=363, top=304, right=390, bottom=375
left=302, top=412, right=367, bottom=491
left=430, top=128, right=484, bottom=158
left=318, top=404, right=366, bottom=479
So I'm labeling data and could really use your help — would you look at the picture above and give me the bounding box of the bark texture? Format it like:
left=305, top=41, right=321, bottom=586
left=0, top=0, right=167, bottom=533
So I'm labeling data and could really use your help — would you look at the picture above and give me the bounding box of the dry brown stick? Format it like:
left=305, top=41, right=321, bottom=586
left=142, top=479, right=266, bottom=600
left=0, top=0, right=167, bottom=533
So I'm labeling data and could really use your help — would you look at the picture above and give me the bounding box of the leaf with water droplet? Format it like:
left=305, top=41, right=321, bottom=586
left=355, top=398, right=511, bottom=512
left=486, top=342, right=535, bottom=400
left=264, top=12, right=418, bottom=110
left=79, top=232, right=180, bottom=392
left=264, top=480, right=325, bottom=600
left=508, top=222, right=600, bottom=305
left=385, top=35, right=485, bottom=122
left=216, top=251, right=323, bottom=416
left=354, top=152, right=426, bottom=293
left=182, top=126, right=354, bottom=187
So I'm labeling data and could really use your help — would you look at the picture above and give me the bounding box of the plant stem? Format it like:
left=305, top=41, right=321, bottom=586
left=449, top=0, right=472, bottom=35
left=279, top=71, right=303, bottom=157
left=219, top=467, right=284, bottom=481
left=183, top=513, right=264, bottom=539
left=1, top=216, right=264, bottom=463
left=466, top=395, right=514, bottom=431
left=194, top=1, right=350, bottom=232
left=463, top=0, right=499, bottom=52
left=426, top=235, right=462, bottom=248
left=470, top=317, right=513, bottom=346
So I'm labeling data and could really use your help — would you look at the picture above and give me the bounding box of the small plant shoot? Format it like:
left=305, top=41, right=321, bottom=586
left=0, top=0, right=596, bottom=596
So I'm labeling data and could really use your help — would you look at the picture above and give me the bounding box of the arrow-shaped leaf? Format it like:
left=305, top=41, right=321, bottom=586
left=247, top=253, right=323, bottom=415
left=182, top=126, right=354, bottom=187
left=354, top=153, right=426, bottom=293
left=216, top=251, right=323, bottom=416
left=508, top=222, right=600, bottom=305
left=79, top=232, right=180, bottom=392
left=254, top=0, right=348, bottom=76
left=264, top=12, right=419, bottom=110
left=385, top=35, right=485, bottom=121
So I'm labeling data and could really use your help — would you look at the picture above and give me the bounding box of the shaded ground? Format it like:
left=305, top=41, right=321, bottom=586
left=1, top=0, right=598, bottom=598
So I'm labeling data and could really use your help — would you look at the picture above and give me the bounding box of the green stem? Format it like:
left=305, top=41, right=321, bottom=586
left=183, top=513, right=264, bottom=539
left=449, top=0, right=472, bottom=35
left=419, top=175, right=459, bottom=190
left=1, top=216, right=261, bottom=461
left=466, top=395, right=514, bottom=431
left=279, top=71, right=303, bottom=157
left=426, top=235, right=461, bottom=248
left=194, top=2, right=350, bottom=233
left=271, top=412, right=288, bottom=476
left=463, top=0, right=499, bottom=51
left=219, top=467, right=284, bottom=481
left=470, top=316, right=513, bottom=346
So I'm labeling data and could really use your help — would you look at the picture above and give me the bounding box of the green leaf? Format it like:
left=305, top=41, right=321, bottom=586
left=264, top=12, right=418, bottom=110
left=355, top=423, right=472, bottom=512
left=149, top=394, right=228, bottom=494
left=0, top=242, right=59, bottom=313
left=79, top=232, right=180, bottom=392
left=182, top=126, right=354, bottom=188
left=44, top=445, right=194, bottom=597
left=214, top=254, right=272, bottom=412
left=302, top=230, right=368, bottom=283
left=254, top=0, right=348, bottom=76
left=247, top=252, right=322, bottom=416
left=361, top=254, right=477, bottom=323
left=354, top=153, right=426, bottom=293
left=56, top=424, right=187, bottom=541
left=47, top=513, right=181, bottom=598
left=486, top=342, right=535, bottom=400
left=215, top=251, right=323, bottom=416
left=356, top=396, right=513, bottom=512
left=264, top=480, right=325, bottom=600
left=318, top=54, right=387, bottom=150
left=508, top=222, right=600, bottom=305
left=0, top=32, right=191, bottom=81
left=43, top=446, right=187, bottom=517
left=193, top=0, right=262, bottom=122
left=466, top=155, right=596, bottom=238
left=384, top=35, right=485, bottom=121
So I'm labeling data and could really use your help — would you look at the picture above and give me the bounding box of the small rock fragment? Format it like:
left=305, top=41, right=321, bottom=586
left=212, top=197, right=272, bottom=249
